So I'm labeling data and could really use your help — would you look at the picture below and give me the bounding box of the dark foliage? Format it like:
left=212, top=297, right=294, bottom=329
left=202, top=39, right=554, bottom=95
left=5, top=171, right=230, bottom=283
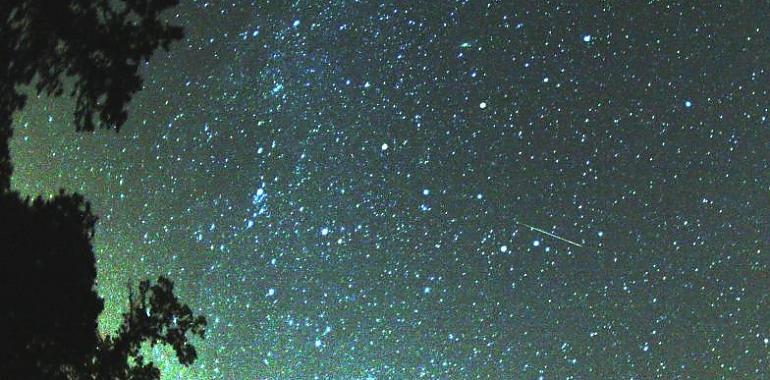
left=0, top=1, right=207, bottom=379
left=0, top=0, right=184, bottom=190
left=0, top=190, right=103, bottom=379
left=92, top=277, right=207, bottom=380
left=0, top=189, right=207, bottom=380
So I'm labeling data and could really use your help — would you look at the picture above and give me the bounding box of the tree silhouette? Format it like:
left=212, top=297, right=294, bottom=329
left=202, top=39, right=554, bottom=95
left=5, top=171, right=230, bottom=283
left=0, top=190, right=103, bottom=379
left=0, top=1, right=206, bottom=379
left=0, top=0, right=184, bottom=191
left=0, top=192, right=206, bottom=379
left=91, top=277, right=206, bottom=380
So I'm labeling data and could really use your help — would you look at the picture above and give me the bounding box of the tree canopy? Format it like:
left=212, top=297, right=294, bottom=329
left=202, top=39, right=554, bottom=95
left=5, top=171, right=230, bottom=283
left=0, top=1, right=207, bottom=379
left=0, top=190, right=206, bottom=379
left=0, top=190, right=103, bottom=378
left=0, top=0, right=183, bottom=190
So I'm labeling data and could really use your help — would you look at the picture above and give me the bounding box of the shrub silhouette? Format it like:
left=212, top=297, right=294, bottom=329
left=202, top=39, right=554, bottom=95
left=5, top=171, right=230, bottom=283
left=0, top=1, right=207, bottom=379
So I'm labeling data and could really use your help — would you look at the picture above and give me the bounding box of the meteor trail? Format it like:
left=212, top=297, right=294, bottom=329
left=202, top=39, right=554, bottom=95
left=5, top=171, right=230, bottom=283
left=516, top=221, right=583, bottom=248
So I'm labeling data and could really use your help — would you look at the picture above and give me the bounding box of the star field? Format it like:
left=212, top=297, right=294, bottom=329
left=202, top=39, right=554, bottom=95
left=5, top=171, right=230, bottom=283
left=9, top=1, right=770, bottom=379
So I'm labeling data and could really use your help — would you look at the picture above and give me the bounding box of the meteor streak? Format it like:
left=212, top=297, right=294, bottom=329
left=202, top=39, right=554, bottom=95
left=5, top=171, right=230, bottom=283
left=516, top=221, right=583, bottom=248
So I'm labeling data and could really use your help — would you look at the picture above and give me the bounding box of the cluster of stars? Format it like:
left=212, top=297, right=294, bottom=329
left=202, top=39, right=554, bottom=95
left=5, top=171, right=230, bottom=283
left=9, top=1, right=770, bottom=379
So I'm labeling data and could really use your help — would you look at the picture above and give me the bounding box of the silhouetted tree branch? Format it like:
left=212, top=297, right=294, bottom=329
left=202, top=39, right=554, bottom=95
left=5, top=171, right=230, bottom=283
left=0, top=0, right=183, bottom=191
left=91, top=277, right=207, bottom=380
left=0, top=190, right=102, bottom=379
left=0, top=1, right=207, bottom=379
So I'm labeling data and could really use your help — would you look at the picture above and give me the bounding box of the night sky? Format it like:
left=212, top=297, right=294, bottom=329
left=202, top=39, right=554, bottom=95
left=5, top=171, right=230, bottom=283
left=9, top=1, right=770, bottom=379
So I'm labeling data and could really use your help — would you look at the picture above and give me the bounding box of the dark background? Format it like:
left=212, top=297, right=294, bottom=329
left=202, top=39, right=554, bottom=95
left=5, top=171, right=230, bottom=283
left=11, top=1, right=770, bottom=378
